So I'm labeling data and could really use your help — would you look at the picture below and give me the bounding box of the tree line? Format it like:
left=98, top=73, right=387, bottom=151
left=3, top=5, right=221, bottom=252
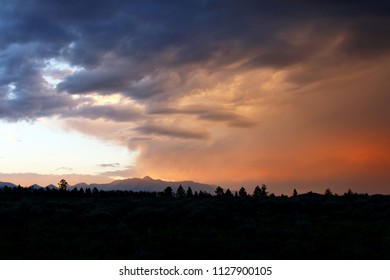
left=0, top=179, right=364, bottom=199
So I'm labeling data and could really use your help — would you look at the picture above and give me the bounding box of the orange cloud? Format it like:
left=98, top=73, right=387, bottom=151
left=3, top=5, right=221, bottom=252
left=51, top=48, right=390, bottom=195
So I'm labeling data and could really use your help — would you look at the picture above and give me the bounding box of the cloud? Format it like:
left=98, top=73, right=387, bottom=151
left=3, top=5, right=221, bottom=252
left=1, top=1, right=389, bottom=121
left=131, top=58, right=390, bottom=194
left=56, top=167, right=73, bottom=171
left=148, top=105, right=257, bottom=128
left=0, top=43, right=76, bottom=121
left=97, top=163, right=120, bottom=168
left=97, top=167, right=137, bottom=179
left=66, top=104, right=143, bottom=122
left=135, top=124, right=210, bottom=140
left=1, top=0, right=390, bottom=193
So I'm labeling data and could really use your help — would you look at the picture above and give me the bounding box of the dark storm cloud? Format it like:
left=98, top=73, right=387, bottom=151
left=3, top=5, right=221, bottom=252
left=56, top=63, right=178, bottom=100
left=1, top=0, right=389, bottom=120
left=0, top=32, right=75, bottom=121
left=56, top=0, right=390, bottom=99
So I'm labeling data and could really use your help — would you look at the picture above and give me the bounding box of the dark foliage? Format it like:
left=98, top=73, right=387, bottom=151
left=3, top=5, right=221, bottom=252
left=225, top=189, right=233, bottom=197
left=0, top=185, right=389, bottom=259
left=215, top=186, right=224, bottom=197
left=238, top=187, right=247, bottom=197
left=176, top=185, right=185, bottom=198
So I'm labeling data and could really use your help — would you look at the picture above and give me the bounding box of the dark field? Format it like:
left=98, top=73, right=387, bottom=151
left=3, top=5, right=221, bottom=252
left=1, top=188, right=390, bottom=259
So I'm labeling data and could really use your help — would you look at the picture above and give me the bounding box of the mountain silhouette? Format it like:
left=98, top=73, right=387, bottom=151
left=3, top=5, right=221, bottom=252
left=28, top=184, right=42, bottom=190
left=72, top=176, right=216, bottom=193
left=0, top=181, right=17, bottom=188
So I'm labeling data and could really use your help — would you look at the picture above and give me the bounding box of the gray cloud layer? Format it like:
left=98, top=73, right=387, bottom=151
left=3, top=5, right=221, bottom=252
left=1, top=0, right=389, bottom=122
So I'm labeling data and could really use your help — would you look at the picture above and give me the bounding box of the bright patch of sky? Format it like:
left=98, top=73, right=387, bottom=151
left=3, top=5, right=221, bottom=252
left=88, top=93, right=126, bottom=105
left=6, top=83, right=17, bottom=100
left=42, top=57, right=83, bottom=87
left=0, top=119, right=138, bottom=175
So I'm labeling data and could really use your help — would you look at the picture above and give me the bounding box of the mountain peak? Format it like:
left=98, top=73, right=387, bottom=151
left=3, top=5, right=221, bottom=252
left=29, top=184, right=42, bottom=189
left=143, top=176, right=153, bottom=180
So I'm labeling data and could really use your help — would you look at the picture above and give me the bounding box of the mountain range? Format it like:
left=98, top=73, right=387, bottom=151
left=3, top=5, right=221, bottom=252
left=72, top=176, right=216, bottom=193
left=0, top=181, right=17, bottom=188
left=1, top=176, right=217, bottom=193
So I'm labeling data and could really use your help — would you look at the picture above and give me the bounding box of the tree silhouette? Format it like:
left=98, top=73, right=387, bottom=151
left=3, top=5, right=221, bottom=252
left=45, top=186, right=52, bottom=194
left=58, top=179, right=68, bottom=191
left=253, top=186, right=261, bottom=197
left=163, top=186, right=173, bottom=197
left=325, top=188, right=333, bottom=196
left=176, top=185, right=185, bottom=198
left=239, top=187, right=248, bottom=197
left=186, top=187, right=193, bottom=198
left=260, top=184, right=268, bottom=197
left=293, top=189, right=298, bottom=197
left=215, top=186, right=224, bottom=196
left=92, top=187, right=99, bottom=195
left=344, top=189, right=355, bottom=197
left=2, top=186, right=10, bottom=194
left=225, top=188, right=233, bottom=197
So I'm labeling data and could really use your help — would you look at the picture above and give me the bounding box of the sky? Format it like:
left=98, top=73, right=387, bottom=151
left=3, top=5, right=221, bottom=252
left=0, top=0, right=390, bottom=194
